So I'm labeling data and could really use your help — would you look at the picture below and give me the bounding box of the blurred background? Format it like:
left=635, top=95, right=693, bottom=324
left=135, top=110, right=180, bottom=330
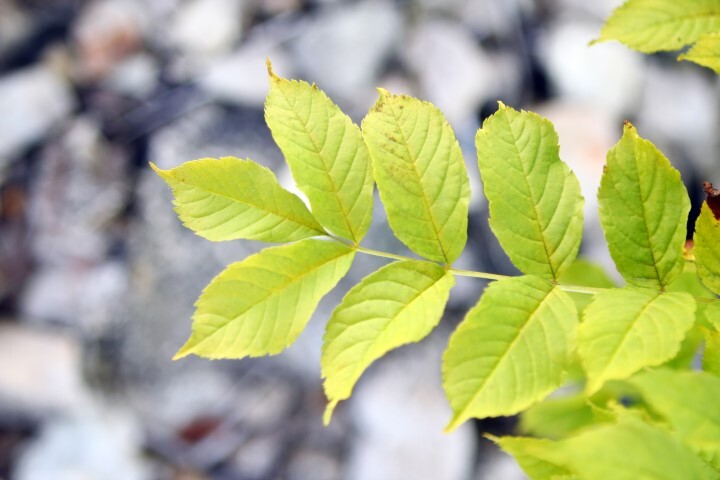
left=0, top=0, right=718, bottom=478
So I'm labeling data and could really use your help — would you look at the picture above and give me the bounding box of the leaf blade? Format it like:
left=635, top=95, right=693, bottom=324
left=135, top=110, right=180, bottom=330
left=265, top=66, right=374, bottom=243
left=362, top=90, right=470, bottom=264
left=695, top=201, right=720, bottom=295
left=443, top=276, right=578, bottom=430
left=578, top=287, right=696, bottom=394
left=596, top=0, right=720, bottom=53
left=175, top=239, right=355, bottom=359
left=598, top=123, right=690, bottom=287
left=475, top=104, right=584, bottom=279
left=679, top=32, right=720, bottom=73
left=321, top=260, right=454, bottom=423
left=152, top=157, right=325, bottom=243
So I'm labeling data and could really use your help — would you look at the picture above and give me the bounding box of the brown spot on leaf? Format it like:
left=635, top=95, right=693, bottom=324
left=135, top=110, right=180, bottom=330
left=704, top=182, right=720, bottom=220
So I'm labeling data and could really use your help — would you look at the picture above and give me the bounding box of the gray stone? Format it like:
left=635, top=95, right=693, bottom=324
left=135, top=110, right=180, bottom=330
left=0, top=65, right=75, bottom=161
left=169, top=0, right=245, bottom=60
left=102, top=53, right=159, bottom=98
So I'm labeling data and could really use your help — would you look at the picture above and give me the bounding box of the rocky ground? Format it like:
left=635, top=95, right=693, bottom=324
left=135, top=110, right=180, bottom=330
left=0, top=0, right=717, bottom=479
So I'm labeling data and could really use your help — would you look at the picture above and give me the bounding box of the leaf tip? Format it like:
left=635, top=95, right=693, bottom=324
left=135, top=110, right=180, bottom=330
left=323, top=400, right=338, bottom=426
left=173, top=339, right=195, bottom=360
left=444, top=413, right=464, bottom=433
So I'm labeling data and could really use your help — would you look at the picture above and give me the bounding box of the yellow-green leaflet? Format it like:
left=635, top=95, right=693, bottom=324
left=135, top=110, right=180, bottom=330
left=695, top=201, right=720, bottom=295
left=578, top=288, right=696, bottom=394
left=476, top=104, right=584, bottom=280
left=679, top=32, right=720, bottom=73
left=174, top=239, right=354, bottom=359
left=492, top=436, right=577, bottom=480
left=703, top=303, right=720, bottom=376
left=631, top=369, right=720, bottom=469
left=151, top=157, right=325, bottom=243
left=321, top=260, right=454, bottom=424
left=442, top=276, right=577, bottom=431
left=264, top=64, right=373, bottom=243
left=520, top=392, right=606, bottom=440
left=596, top=0, right=720, bottom=53
left=598, top=123, right=690, bottom=288
left=362, top=90, right=470, bottom=264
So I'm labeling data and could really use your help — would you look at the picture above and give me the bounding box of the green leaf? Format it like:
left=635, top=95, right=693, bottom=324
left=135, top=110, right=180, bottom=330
left=151, top=157, right=325, bottom=243
left=475, top=104, right=584, bottom=279
left=703, top=303, right=720, bottom=376
left=443, top=276, right=577, bottom=430
left=596, top=0, right=720, bottom=53
left=631, top=369, right=720, bottom=469
left=554, top=415, right=719, bottom=480
left=492, top=436, right=577, bottom=480
left=598, top=123, right=690, bottom=288
left=578, top=287, right=696, bottom=394
left=520, top=392, right=604, bottom=440
left=265, top=64, right=373, bottom=243
left=361, top=90, right=470, bottom=264
left=679, top=33, right=720, bottom=73
left=321, top=260, right=454, bottom=423
left=558, top=259, right=616, bottom=313
left=695, top=201, right=720, bottom=295
left=174, top=239, right=355, bottom=359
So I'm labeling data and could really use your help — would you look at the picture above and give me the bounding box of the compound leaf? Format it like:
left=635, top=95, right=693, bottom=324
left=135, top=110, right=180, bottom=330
left=174, top=239, right=355, bottom=359
left=321, top=260, right=454, bottom=423
left=151, top=157, right=325, bottom=243
left=476, top=104, right=584, bottom=279
left=443, top=276, right=577, bottom=431
left=695, top=200, right=720, bottom=295
left=631, top=369, right=720, bottom=469
left=493, top=436, right=577, bottom=480
left=362, top=90, right=470, bottom=264
left=596, top=0, right=720, bottom=53
left=679, top=32, right=720, bottom=73
left=598, top=123, right=690, bottom=288
left=578, top=287, right=696, bottom=394
left=554, top=416, right=718, bottom=480
left=265, top=65, right=373, bottom=243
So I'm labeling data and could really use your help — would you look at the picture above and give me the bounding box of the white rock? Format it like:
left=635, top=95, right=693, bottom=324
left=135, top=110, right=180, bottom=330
left=347, top=339, right=476, bottom=480
left=404, top=18, right=501, bottom=128
left=0, top=65, right=74, bottom=160
left=170, top=0, right=244, bottom=57
left=291, top=1, right=402, bottom=104
left=538, top=20, right=644, bottom=120
left=0, top=325, right=90, bottom=415
left=103, top=53, right=159, bottom=98
left=14, top=407, right=150, bottom=480
left=200, top=40, right=294, bottom=107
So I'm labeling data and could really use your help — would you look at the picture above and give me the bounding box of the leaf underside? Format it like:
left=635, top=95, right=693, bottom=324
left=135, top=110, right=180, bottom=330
left=598, top=123, right=690, bottom=288
left=476, top=104, right=584, bottom=279
left=443, top=275, right=577, bottom=431
left=362, top=90, right=471, bottom=264
left=578, top=287, right=696, bottom=394
left=265, top=66, right=374, bottom=243
left=321, top=260, right=454, bottom=423
left=175, top=239, right=355, bottom=360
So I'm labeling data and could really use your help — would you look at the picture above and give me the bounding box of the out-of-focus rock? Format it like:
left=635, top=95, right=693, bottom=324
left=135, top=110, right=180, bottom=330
left=102, top=53, right=159, bottom=98
left=346, top=336, right=475, bottom=480
left=170, top=0, right=245, bottom=59
left=200, top=39, right=294, bottom=107
left=554, top=0, right=625, bottom=19
left=404, top=18, right=502, bottom=128
left=287, top=448, right=343, bottom=480
left=13, top=407, right=150, bottom=480
left=0, top=325, right=90, bottom=416
left=73, top=0, right=147, bottom=81
left=0, top=1, right=32, bottom=61
left=0, top=65, right=75, bottom=161
left=419, top=0, right=532, bottom=38
left=477, top=452, right=525, bottom=480
left=291, top=1, right=401, bottom=105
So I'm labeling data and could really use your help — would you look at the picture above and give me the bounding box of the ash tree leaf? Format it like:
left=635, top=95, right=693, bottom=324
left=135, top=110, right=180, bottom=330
left=174, top=239, right=355, bottom=360
left=596, top=0, right=720, bottom=53
left=321, top=260, right=454, bottom=424
left=475, top=104, right=584, bottom=279
left=443, top=276, right=577, bottom=431
left=695, top=193, right=720, bottom=295
left=151, top=157, right=325, bottom=243
left=552, top=415, right=719, bottom=480
left=265, top=63, right=374, bottom=243
left=679, top=33, right=720, bottom=73
left=558, top=259, right=616, bottom=313
left=598, top=123, right=690, bottom=288
left=578, top=287, right=696, bottom=394
left=703, top=303, right=720, bottom=376
left=492, top=436, right=577, bottom=480
left=631, top=368, right=720, bottom=469
left=520, top=392, right=605, bottom=440
left=362, top=90, right=470, bottom=264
